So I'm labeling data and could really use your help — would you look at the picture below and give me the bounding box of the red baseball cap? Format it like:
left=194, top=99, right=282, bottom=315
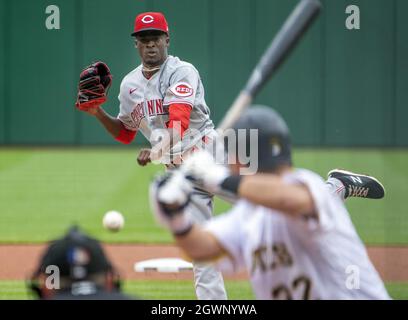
left=131, top=12, right=169, bottom=36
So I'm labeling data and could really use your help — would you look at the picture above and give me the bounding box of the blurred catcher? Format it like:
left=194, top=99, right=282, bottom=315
left=28, top=226, right=133, bottom=300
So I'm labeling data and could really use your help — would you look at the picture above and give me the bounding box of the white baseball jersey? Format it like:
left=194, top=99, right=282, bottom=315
left=117, top=55, right=215, bottom=159
left=119, top=56, right=227, bottom=299
left=204, top=169, right=390, bottom=300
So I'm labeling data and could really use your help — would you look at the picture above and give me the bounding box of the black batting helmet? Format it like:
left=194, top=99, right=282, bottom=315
left=227, top=105, right=292, bottom=172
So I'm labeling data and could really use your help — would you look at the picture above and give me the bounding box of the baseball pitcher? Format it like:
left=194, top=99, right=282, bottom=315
left=75, top=12, right=227, bottom=300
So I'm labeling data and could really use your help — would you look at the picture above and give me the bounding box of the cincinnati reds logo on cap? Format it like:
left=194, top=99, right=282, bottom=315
left=170, top=82, right=194, bottom=97
left=141, top=15, right=154, bottom=23
left=132, top=12, right=169, bottom=35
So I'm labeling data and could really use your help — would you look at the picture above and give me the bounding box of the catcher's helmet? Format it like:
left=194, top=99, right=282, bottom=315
left=227, top=105, right=292, bottom=172
left=37, top=225, right=113, bottom=279
left=28, top=225, right=122, bottom=299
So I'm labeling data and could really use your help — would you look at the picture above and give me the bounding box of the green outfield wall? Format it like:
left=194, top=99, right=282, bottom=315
left=0, top=0, right=406, bottom=146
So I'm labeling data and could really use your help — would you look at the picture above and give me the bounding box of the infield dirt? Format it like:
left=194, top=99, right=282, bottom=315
left=1, top=244, right=407, bottom=282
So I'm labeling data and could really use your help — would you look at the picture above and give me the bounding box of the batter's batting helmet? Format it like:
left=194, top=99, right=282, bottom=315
left=228, top=105, right=292, bottom=172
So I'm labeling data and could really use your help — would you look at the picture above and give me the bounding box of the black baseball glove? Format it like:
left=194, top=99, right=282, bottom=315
left=75, top=61, right=112, bottom=111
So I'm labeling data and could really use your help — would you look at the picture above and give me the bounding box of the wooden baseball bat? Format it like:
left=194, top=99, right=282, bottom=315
left=217, top=0, right=321, bottom=131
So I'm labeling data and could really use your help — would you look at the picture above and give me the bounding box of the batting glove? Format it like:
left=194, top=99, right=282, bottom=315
left=181, top=151, right=230, bottom=194
left=181, top=151, right=244, bottom=201
left=149, top=171, right=194, bottom=236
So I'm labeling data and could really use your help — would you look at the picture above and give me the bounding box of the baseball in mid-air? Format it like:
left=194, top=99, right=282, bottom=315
left=103, top=210, right=125, bottom=232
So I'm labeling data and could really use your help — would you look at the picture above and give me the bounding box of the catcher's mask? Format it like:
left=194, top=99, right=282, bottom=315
left=27, top=225, right=122, bottom=299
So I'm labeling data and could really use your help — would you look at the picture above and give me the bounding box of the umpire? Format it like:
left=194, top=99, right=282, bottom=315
left=28, top=226, right=133, bottom=300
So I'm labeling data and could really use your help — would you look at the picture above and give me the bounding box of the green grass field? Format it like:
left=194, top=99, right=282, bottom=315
left=0, top=147, right=407, bottom=300
left=0, top=148, right=407, bottom=244
left=0, top=280, right=255, bottom=300
left=1, top=280, right=407, bottom=300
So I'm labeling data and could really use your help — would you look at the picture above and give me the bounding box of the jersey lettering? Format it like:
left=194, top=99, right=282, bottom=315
left=251, top=242, right=293, bottom=275
left=130, top=99, right=167, bottom=126
left=271, top=275, right=313, bottom=300
left=170, top=82, right=194, bottom=97
left=155, top=99, right=164, bottom=114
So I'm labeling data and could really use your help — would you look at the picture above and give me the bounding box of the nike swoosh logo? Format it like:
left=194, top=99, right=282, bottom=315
left=129, top=88, right=137, bottom=94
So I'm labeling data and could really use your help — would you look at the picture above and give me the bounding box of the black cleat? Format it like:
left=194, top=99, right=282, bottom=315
left=328, top=169, right=385, bottom=199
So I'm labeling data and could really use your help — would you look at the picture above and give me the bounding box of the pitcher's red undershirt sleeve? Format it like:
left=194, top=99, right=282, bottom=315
left=166, top=103, right=192, bottom=137
left=115, top=122, right=137, bottom=144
